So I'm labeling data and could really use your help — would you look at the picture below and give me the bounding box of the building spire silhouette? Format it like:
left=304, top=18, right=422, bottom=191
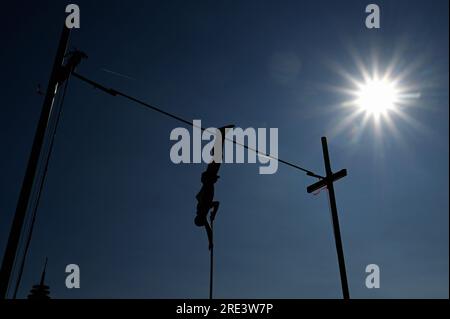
left=27, top=257, right=50, bottom=299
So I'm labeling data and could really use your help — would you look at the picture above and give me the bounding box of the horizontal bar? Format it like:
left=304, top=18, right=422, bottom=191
left=307, top=169, right=347, bottom=193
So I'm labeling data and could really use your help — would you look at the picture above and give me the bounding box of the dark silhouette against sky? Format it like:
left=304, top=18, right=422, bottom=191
left=0, top=0, right=448, bottom=298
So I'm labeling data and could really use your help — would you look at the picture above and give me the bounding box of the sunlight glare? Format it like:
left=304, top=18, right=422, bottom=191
left=355, top=78, right=399, bottom=117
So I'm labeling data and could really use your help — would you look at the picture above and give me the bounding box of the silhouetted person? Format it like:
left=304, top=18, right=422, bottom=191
left=194, top=125, right=234, bottom=250
left=195, top=168, right=220, bottom=250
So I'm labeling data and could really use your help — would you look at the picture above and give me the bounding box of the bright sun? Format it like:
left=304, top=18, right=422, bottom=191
left=330, top=54, right=421, bottom=141
left=355, top=78, right=399, bottom=117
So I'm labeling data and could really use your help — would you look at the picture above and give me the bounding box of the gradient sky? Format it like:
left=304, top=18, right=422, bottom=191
left=0, top=0, right=448, bottom=298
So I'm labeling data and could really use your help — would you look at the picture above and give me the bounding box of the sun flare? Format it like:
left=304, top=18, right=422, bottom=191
left=355, top=78, right=399, bottom=117
left=328, top=53, right=422, bottom=142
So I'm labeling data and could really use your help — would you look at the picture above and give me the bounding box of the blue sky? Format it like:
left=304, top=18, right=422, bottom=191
left=0, top=0, right=448, bottom=298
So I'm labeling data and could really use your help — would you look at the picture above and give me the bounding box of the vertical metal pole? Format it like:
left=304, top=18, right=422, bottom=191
left=321, top=137, right=350, bottom=299
left=0, top=25, right=70, bottom=299
left=209, top=220, right=214, bottom=300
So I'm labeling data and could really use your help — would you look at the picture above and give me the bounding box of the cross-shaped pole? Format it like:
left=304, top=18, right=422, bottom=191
left=307, top=136, right=350, bottom=299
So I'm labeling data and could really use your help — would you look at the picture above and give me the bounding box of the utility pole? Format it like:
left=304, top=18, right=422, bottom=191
left=0, top=25, right=70, bottom=299
left=307, top=137, right=350, bottom=299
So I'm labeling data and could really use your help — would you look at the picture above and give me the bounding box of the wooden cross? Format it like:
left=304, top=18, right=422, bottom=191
left=307, top=137, right=350, bottom=299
